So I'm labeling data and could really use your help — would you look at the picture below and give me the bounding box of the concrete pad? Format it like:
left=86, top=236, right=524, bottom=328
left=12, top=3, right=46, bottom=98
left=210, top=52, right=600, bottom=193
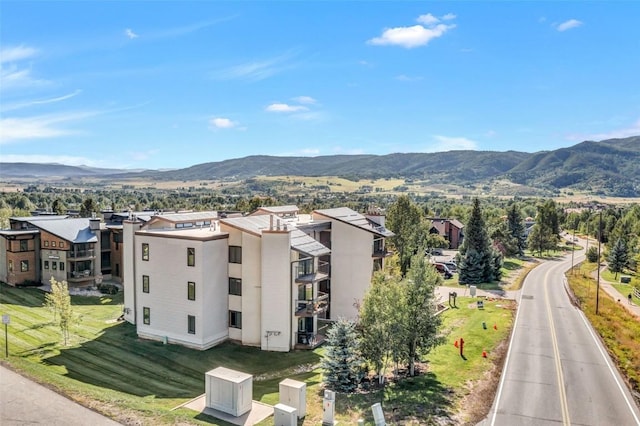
left=181, top=394, right=273, bottom=426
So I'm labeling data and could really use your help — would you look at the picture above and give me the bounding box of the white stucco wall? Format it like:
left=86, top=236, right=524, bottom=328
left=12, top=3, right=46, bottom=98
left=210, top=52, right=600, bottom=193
left=260, top=230, right=292, bottom=351
left=135, top=233, right=228, bottom=350
left=325, top=220, right=375, bottom=320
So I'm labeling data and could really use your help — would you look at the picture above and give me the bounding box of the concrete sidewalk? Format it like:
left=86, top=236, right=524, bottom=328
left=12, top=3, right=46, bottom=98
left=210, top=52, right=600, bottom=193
left=0, top=364, right=120, bottom=426
left=436, top=284, right=519, bottom=302
left=599, top=278, right=640, bottom=319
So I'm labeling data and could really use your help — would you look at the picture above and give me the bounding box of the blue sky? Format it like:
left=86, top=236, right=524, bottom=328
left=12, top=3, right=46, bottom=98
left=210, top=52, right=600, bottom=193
left=1, top=1, right=639, bottom=170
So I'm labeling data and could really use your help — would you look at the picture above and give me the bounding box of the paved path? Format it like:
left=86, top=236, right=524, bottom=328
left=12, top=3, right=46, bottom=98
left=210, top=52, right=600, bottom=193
left=484, top=250, right=640, bottom=426
left=593, top=268, right=640, bottom=319
left=0, top=364, right=120, bottom=426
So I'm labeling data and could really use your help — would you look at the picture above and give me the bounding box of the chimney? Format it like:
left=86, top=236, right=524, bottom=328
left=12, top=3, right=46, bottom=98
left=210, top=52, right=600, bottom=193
left=89, top=217, right=101, bottom=231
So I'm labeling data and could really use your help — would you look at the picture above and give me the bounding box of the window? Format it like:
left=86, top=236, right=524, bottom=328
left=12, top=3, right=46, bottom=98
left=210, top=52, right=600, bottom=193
left=8, top=260, right=13, bottom=273
left=59, top=242, right=64, bottom=248
left=229, top=310, right=242, bottom=329
left=51, top=241, right=56, bottom=248
left=187, top=281, right=196, bottom=300
left=20, top=240, right=28, bottom=251
left=142, top=243, right=149, bottom=261
left=52, top=262, right=57, bottom=270
left=142, top=275, right=150, bottom=293
left=44, top=260, right=49, bottom=270
left=229, top=278, right=242, bottom=296
left=44, top=240, right=49, bottom=247
left=187, top=247, right=195, bottom=267
left=143, top=307, right=150, bottom=325
left=59, top=262, right=65, bottom=271
left=229, top=246, right=242, bottom=264
left=188, top=315, right=196, bottom=334
left=20, top=260, right=29, bottom=272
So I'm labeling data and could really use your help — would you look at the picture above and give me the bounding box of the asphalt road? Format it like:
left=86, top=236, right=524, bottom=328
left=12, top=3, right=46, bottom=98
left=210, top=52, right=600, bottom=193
left=0, top=364, right=120, bottom=426
left=486, top=248, right=640, bottom=426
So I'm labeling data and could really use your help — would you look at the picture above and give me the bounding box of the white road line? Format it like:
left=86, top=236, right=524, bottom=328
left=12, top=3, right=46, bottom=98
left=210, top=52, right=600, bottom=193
left=490, top=282, right=525, bottom=426
left=544, top=269, right=571, bottom=425
left=577, top=309, right=640, bottom=425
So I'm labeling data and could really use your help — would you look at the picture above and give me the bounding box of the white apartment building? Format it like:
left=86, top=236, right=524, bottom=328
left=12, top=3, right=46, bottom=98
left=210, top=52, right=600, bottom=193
left=123, top=207, right=392, bottom=352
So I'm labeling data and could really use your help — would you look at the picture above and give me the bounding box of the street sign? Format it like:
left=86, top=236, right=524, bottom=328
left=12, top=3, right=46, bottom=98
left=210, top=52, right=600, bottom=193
left=2, top=314, right=9, bottom=325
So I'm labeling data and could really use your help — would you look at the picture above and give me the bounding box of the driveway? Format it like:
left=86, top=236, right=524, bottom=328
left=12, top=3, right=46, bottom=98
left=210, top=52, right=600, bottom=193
left=0, top=364, right=120, bottom=425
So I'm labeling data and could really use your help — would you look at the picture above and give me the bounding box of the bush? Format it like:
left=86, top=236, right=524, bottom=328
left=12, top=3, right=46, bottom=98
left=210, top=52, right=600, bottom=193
left=586, top=246, right=600, bottom=263
left=16, top=279, right=42, bottom=288
left=98, top=284, right=119, bottom=295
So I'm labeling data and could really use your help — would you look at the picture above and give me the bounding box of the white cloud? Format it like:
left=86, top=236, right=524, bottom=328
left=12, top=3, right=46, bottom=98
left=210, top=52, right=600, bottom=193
left=210, top=117, right=237, bottom=129
left=566, top=118, right=640, bottom=142
left=213, top=51, right=296, bottom=81
left=0, top=111, right=97, bottom=143
left=368, top=23, right=456, bottom=49
left=395, top=74, right=423, bottom=82
left=265, top=103, right=309, bottom=113
left=556, top=19, right=583, bottom=32
left=0, top=45, right=38, bottom=64
left=426, top=135, right=479, bottom=152
left=125, top=28, right=139, bottom=39
left=442, top=13, right=457, bottom=21
left=2, top=90, right=82, bottom=113
left=0, top=154, right=100, bottom=167
left=292, top=96, right=316, bottom=105
left=417, top=13, right=439, bottom=25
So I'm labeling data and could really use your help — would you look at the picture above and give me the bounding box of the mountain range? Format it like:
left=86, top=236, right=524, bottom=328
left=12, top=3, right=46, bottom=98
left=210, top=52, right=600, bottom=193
left=2, top=136, right=639, bottom=197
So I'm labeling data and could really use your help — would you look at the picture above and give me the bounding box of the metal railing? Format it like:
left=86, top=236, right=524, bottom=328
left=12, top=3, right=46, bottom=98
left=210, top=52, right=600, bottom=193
left=68, top=249, right=95, bottom=258
left=295, top=291, right=329, bottom=316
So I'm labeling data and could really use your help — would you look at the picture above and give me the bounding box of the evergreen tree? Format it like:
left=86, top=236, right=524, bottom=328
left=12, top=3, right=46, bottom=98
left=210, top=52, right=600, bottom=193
left=79, top=197, right=99, bottom=218
left=506, top=204, right=527, bottom=256
left=607, top=238, right=628, bottom=279
left=459, top=198, right=498, bottom=283
left=52, top=199, right=67, bottom=215
left=527, top=200, right=560, bottom=256
left=586, top=246, right=600, bottom=263
left=321, top=318, right=362, bottom=393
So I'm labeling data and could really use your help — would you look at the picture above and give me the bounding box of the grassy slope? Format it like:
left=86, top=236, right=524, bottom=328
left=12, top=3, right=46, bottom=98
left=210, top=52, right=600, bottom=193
left=566, top=264, right=640, bottom=399
left=1, top=283, right=515, bottom=425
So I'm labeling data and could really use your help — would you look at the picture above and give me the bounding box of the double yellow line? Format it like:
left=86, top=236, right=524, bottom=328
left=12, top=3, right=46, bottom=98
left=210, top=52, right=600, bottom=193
left=544, top=271, right=571, bottom=425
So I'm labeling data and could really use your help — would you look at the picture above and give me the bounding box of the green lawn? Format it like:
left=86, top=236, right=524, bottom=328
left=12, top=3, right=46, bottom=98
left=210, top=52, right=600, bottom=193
left=0, top=284, right=514, bottom=425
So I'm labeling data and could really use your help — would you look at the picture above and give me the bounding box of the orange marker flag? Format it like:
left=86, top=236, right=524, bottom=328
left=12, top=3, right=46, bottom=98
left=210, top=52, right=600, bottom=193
left=493, top=323, right=497, bottom=330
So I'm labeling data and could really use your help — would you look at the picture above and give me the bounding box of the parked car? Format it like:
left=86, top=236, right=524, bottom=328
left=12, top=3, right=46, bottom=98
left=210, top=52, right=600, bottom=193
left=434, top=263, right=453, bottom=279
left=443, top=261, right=457, bottom=272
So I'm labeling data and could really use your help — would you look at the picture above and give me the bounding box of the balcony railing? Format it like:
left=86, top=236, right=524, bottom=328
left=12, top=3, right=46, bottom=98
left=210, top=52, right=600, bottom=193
left=295, top=291, right=329, bottom=317
left=372, top=248, right=392, bottom=258
left=295, top=261, right=330, bottom=282
left=295, top=332, right=326, bottom=349
left=68, top=249, right=95, bottom=259
left=67, top=270, right=94, bottom=283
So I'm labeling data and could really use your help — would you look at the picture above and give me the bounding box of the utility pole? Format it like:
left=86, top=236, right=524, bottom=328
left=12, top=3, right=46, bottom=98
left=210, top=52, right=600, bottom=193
left=595, top=210, right=602, bottom=315
left=571, top=228, right=576, bottom=275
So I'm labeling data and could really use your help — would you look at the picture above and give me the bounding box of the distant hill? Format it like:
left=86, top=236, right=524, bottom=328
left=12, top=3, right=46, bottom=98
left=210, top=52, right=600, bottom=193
left=2, top=136, right=639, bottom=196
left=0, top=163, right=135, bottom=178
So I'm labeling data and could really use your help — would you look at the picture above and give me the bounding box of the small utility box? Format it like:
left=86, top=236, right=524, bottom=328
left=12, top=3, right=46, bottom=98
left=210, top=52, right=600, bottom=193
left=469, top=285, right=477, bottom=297
left=205, top=367, right=253, bottom=417
left=621, top=276, right=631, bottom=284
left=274, top=403, right=297, bottom=426
left=279, top=378, right=306, bottom=418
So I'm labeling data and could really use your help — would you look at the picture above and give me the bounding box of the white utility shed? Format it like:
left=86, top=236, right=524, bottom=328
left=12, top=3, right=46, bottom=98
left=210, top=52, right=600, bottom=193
left=279, top=378, right=306, bottom=418
left=205, top=367, right=253, bottom=417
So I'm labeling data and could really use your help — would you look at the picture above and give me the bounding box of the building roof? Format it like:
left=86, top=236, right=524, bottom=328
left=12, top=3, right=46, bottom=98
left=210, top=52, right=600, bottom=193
left=251, top=205, right=299, bottom=215
left=313, top=207, right=394, bottom=237
left=0, top=229, right=40, bottom=237
left=220, top=215, right=330, bottom=257
left=149, top=211, right=218, bottom=223
left=26, top=218, right=98, bottom=243
left=11, top=215, right=69, bottom=222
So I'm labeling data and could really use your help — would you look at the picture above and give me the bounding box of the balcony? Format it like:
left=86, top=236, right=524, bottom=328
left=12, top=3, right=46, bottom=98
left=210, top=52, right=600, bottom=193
left=67, top=270, right=94, bottom=283
left=68, top=249, right=95, bottom=260
left=295, top=261, right=330, bottom=283
left=294, top=332, right=326, bottom=349
left=295, top=291, right=329, bottom=317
